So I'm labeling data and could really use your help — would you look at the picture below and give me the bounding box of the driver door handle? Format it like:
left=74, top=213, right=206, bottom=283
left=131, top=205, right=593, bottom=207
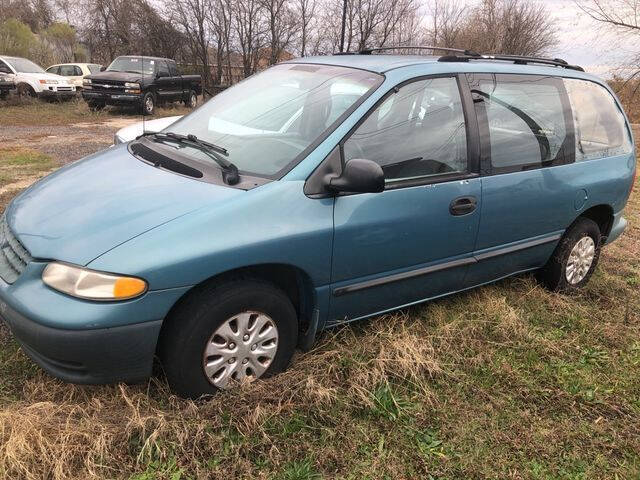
left=449, top=196, right=477, bottom=216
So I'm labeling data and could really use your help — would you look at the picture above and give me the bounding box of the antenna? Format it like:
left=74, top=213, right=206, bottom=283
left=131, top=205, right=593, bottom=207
left=141, top=53, right=145, bottom=134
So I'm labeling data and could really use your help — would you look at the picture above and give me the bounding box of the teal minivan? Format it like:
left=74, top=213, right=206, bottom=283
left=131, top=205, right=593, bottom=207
left=0, top=48, right=636, bottom=398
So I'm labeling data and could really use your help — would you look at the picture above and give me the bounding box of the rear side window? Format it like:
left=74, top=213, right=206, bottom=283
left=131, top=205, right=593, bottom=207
left=168, top=61, right=178, bottom=76
left=564, top=79, right=633, bottom=161
left=468, top=73, right=573, bottom=173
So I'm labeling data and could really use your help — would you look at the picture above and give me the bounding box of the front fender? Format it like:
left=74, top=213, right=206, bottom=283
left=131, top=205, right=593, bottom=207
left=87, top=180, right=335, bottom=291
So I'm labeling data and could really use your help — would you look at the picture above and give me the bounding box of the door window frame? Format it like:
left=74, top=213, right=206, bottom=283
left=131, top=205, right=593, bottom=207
left=337, top=73, right=481, bottom=191
left=464, top=73, right=576, bottom=176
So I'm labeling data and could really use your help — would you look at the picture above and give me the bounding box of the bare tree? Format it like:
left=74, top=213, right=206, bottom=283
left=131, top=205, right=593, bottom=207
left=168, top=0, right=213, bottom=87
left=233, top=0, right=265, bottom=76
left=576, top=0, right=640, bottom=86
left=460, top=0, right=556, bottom=55
left=261, top=0, right=299, bottom=64
left=427, top=0, right=467, bottom=48
left=297, top=0, right=317, bottom=56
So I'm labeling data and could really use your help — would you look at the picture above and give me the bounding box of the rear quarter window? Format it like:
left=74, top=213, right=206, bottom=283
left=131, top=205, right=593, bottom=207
left=564, top=79, right=633, bottom=161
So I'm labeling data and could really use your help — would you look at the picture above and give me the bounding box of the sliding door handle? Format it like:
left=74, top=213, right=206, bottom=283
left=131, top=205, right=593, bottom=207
left=449, top=196, right=477, bottom=216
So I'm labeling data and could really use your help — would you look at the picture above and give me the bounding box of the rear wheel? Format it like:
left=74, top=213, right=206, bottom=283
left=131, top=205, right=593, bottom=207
left=537, top=217, right=601, bottom=292
left=159, top=279, right=298, bottom=398
left=185, top=90, right=197, bottom=108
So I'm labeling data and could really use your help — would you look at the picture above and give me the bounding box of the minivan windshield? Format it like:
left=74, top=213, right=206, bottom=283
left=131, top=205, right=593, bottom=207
left=164, top=64, right=383, bottom=177
left=4, top=57, right=45, bottom=74
left=108, top=57, right=156, bottom=75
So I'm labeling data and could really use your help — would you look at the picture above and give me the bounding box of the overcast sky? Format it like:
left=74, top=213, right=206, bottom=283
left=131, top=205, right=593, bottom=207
left=536, top=0, right=637, bottom=76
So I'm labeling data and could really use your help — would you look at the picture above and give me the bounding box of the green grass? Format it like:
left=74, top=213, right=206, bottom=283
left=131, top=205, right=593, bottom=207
left=0, top=148, right=56, bottom=188
left=0, top=132, right=638, bottom=479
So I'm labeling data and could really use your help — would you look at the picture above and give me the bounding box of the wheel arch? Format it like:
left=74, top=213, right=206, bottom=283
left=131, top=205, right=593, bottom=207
left=158, top=263, right=317, bottom=347
left=578, top=204, right=614, bottom=239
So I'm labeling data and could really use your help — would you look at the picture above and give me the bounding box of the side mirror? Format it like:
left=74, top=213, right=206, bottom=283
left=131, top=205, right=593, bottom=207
left=100, top=66, right=106, bottom=72
left=324, top=158, right=385, bottom=194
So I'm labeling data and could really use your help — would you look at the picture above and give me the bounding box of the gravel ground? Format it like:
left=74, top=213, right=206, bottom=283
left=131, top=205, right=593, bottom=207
left=0, top=118, right=139, bottom=165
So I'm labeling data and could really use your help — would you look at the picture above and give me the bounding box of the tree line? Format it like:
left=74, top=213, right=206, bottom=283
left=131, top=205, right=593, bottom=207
left=1, top=0, right=636, bottom=91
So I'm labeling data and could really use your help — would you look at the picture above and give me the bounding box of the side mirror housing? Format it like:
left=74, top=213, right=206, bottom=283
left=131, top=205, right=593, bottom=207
left=100, top=65, right=106, bottom=72
left=324, top=158, right=385, bottom=194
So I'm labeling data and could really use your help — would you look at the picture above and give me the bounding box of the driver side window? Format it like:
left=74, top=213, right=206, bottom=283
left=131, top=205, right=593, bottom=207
left=343, top=77, right=467, bottom=183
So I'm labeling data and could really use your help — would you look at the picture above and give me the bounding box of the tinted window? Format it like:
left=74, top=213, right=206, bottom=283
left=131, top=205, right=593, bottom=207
left=59, top=65, right=77, bottom=76
left=168, top=61, right=178, bottom=76
left=46, top=66, right=60, bottom=75
left=564, top=79, right=633, bottom=161
left=158, top=61, right=170, bottom=77
left=344, top=77, right=467, bottom=182
left=469, top=74, right=572, bottom=172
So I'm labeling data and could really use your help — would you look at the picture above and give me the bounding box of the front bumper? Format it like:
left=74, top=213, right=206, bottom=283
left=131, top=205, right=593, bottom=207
left=1, top=299, right=162, bottom=384
left=83, top=90, right=142, bottom=105
left=40, top=88, right=76, bottom=99
left=0, top=262, right=191, bottom=384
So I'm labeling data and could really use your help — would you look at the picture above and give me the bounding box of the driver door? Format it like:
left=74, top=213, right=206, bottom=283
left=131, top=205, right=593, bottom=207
left=329, top=76, right=482, bottom=323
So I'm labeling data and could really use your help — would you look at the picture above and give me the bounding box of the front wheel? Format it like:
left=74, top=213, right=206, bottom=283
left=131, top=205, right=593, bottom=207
left=87, top=101, right=105, bottom=111
left=141, top=91, right=155, bottom=116
left=159, top=279, right=298, bottom=398
left=536, top=217, right=601, bottom=292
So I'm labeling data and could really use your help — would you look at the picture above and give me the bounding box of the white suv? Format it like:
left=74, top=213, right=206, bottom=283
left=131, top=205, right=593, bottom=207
left=0, top=55, right=76, bottom=99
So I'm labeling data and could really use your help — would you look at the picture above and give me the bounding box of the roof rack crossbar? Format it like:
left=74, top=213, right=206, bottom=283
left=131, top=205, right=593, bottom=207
left=438, top=53, right=584, bottom=72
left=359, top=45, right=481, bottom=57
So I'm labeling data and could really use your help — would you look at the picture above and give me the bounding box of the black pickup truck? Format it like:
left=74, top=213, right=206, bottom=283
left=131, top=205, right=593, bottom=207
left=0, top=73, right=15, bottom=99
left=82, top=56, right=202, bottom=115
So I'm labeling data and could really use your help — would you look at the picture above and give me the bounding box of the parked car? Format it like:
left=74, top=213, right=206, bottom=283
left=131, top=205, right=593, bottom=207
left=46, top=63, right=102, bottom=90
left=0, top=72, right=15, bottom=99
left=0, top=49, right=635, bottom=399
left=82, top=55, right=202, bottom=115
left=113, top=115, right=181, bottom=144
left=0, top=55, right=76, bottom=98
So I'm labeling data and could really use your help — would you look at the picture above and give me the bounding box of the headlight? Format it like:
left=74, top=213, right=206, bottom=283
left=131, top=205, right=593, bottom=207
left=39, top=79, right=58, bottom=85
left=124, top=82, right=140, bottom=88
left=42, top=262, right=147, bottom=301
left=83, top=78, right=92, bottom=85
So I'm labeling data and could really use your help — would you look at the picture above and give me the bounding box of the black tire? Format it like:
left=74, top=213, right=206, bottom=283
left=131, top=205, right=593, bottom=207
left=141, top=91, right=155, bottom=116
left=536, top=217, right=602, bottom=292
left=159, top=279, right=298, bottom=399
left=87, top=101, right=105, bottom=111
left=185, top=90, right=197, bottom=108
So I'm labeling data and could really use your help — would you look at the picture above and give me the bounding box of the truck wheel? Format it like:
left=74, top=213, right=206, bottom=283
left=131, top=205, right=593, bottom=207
left=185, top=90, right=197, bottom=108
left=141, top=92, right=155, bottom=116
left=16, top=83, right=36, bottom=97
left=87, top=101, right=105, bottom=111
left=536, top=217, right=601, bottom=292
left=159, top=279, right=298, bottom=399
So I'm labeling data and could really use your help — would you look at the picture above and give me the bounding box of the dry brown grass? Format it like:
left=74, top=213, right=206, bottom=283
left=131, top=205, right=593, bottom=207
left=0, top=133, right=638, bottom=480
left=0, top=97, right=192, bottom=127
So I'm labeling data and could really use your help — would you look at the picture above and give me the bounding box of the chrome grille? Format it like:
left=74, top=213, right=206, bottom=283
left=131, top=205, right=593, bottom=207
left=0, top=215, right=32, bottom=284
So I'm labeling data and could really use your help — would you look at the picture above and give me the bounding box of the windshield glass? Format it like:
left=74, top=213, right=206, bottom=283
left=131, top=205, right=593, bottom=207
left=108, top=57, right=156, bottom=75
left=164, top=63, right=383, bottom=177
left=5, top=57, right=45, bottom=74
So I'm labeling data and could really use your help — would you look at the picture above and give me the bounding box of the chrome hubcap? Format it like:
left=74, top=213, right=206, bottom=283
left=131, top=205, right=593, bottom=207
left=145, top=96, right=153, bottom=112
left=202, top=311, right=278, bottom=389
left=190, top=94, right=196, bottom=107
left=566, top=236, right=595, bottom=284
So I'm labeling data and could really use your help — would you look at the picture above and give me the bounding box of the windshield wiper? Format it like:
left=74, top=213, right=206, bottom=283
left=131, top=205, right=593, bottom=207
left=137, top=132, right=239, bottom=185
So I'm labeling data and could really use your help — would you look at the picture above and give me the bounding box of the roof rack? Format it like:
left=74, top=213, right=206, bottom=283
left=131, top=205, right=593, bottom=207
left=438, top=53, right=585, bottom=72
left=358, top=45, right=481, bottom=56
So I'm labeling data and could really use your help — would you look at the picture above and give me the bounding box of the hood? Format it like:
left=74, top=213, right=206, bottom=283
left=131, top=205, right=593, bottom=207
left=18, top=72, right=71, bottom=84
left=87, top=71, right=144, bottom=83
left=115, top=116, right=182, bottom=143
left=7, top=145, right=242, bottom=265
